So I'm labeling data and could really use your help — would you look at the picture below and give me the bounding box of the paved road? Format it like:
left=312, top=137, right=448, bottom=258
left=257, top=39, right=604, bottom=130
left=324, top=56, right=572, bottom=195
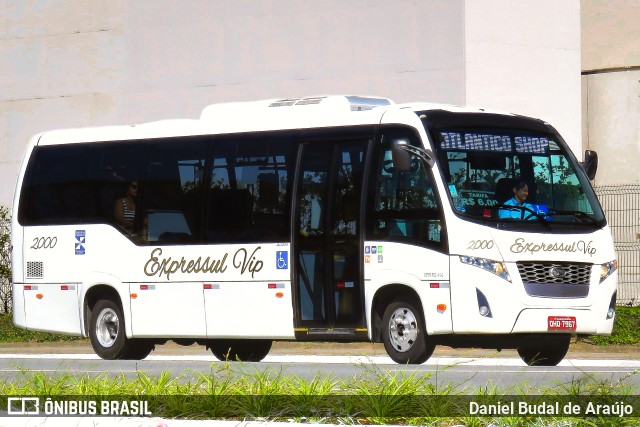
left=0, top=340, right=639, bottom=391
left=1, top=342, right=639, bottom=426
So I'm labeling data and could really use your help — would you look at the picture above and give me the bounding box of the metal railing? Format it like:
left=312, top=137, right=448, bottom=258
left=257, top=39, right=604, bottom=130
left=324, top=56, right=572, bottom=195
left=595, top=185, right=640, bottom=305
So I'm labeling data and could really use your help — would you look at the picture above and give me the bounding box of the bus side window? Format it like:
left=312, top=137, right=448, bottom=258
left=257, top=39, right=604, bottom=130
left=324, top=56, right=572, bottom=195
left=141, top=138, right=208, bottom=244
left=21, top=145, right=93, bottom=225
left=205, top=136, right=293, bottom=243
left=369, top=130, right=446, bottom=251
left=90, top=143, right=147, bottom=227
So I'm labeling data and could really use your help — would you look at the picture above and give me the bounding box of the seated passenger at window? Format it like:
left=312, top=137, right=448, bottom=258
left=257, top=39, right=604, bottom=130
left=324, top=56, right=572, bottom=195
left=114, top=181, right=138, bottom=232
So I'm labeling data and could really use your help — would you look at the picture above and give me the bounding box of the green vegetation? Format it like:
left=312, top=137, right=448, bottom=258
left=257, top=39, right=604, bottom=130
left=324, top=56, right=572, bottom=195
left=0, top=366, right=637, bottom=425
left=0, top=314, right=85, bottom=343
left=0, top=206, right=11, bottom=314
left=588, top=305, right=640, bottom=346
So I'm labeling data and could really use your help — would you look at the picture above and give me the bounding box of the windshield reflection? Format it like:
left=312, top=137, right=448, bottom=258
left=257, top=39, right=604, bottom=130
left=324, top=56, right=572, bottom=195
left=429, top=128, right=605, bottom=226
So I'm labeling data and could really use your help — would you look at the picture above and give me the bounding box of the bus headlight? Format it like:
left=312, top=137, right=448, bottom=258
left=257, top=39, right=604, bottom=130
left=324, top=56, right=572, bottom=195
left=460, top=256, right=511, bottom=283
left=600, top=260, right=618, bottom=283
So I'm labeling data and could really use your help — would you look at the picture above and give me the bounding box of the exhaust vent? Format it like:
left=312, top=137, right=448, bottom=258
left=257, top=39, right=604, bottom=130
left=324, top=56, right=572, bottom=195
left=26, top=261, right=43, bottom=279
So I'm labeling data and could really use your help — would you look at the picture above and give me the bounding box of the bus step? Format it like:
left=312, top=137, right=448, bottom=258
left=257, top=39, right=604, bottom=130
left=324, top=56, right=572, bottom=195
left=307, top=328, right=357, bottom=335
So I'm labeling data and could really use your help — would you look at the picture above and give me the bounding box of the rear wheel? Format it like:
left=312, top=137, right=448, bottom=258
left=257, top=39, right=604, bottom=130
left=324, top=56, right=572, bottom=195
left=89, top=299, right=128, bottom=360
left=89, top=299, right=152, bottom=360
left=382, top=299, right=434, bottom=364
left=208, top=339, right=272, bottom=362
left=517, top=335, right=571, bottom=366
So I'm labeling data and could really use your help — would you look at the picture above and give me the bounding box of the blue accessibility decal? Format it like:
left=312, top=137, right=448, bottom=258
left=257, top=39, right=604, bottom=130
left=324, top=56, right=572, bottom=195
left=276, top=251, right=288, bottom=270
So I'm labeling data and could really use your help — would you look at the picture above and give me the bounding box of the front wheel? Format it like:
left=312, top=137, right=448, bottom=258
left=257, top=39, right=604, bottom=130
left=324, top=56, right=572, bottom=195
left=382, top=299, right=434, bottom=364
left=208, top=339, right=272, bottom=362
left=517, top=335, right=571, bottom=366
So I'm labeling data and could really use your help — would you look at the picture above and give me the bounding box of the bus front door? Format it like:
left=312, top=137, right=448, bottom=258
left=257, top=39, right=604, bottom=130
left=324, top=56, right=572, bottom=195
left=293, top=139, right=369, bottom=335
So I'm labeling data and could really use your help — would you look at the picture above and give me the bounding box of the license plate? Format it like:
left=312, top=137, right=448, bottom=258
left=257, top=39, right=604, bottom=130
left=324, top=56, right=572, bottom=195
left=548, top=316, right=576, bottom=331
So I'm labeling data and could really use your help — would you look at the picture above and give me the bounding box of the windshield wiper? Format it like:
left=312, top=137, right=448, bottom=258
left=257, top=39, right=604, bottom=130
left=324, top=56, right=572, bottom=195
left=548, top=209, right=599, bottom=225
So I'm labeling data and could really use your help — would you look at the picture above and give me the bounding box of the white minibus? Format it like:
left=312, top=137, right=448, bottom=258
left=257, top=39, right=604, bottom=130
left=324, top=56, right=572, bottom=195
left=12, top=96, right=617, bottom=365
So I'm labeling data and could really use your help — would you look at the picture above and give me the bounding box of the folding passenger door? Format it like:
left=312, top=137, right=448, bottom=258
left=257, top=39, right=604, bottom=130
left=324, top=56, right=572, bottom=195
left=293, top=136, right=370, bottom=333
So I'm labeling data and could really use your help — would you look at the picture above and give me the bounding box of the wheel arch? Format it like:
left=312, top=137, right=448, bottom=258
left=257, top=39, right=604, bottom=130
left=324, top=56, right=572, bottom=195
left=370, top=283, right=423, bottom=343
left=81, top=276, right=130, bottom=338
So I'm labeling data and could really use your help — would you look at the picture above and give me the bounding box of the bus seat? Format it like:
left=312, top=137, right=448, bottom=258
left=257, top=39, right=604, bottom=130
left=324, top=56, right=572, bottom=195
left=99, top=182, right=124, bottom=220
left=208, top=188, right=252, bottom=231
left=494, top=178, right=515, bottom=203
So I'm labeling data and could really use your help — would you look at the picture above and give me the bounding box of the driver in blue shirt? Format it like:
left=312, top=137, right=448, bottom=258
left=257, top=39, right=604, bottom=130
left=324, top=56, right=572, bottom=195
left=499, top=180, right=535, bottom=219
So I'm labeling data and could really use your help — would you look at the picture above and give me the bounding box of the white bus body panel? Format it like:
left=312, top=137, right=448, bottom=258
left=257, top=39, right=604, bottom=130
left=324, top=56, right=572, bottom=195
left=19, top=224, right=295, bottom=339
left=447, top=220, right=616, bottom=335
left=22, top=283, right=82, bottom=334
left=11, top=135, right=41, bottom=286
left=204, top=280, right=294, bottom=339
left=130, top=282, right=206, bottom=338
left=364, top=242, right=452, bottom=336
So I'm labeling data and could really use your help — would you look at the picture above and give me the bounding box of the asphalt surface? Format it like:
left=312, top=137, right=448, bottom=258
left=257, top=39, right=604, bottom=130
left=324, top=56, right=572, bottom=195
left=1, top=339, right=638, bottom=360
left=1, top=340, right=638, bottom=427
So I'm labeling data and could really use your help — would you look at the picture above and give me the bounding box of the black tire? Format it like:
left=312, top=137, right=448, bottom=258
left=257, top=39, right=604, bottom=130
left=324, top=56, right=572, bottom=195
left=382, top=299, right=434, bottom=364
left=89, top=299, right=128, bottom=360
left=208, top=339, right=272, bottom=362
left=123, top=339, right=155, bottom=360
left=517, top=335, right=571, bottom=366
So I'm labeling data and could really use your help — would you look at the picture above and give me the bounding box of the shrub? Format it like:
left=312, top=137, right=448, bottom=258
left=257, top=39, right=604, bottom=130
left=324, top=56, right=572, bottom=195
left=590, top=305, right=640, bottom=346
left=0, top=206, right=11, bottom=313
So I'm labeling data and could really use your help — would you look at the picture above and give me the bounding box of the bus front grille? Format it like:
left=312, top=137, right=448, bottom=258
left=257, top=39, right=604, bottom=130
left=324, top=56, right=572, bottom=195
left=516, top=262, right=592, bottom=285
left=517, top=262, right=592, bottom=298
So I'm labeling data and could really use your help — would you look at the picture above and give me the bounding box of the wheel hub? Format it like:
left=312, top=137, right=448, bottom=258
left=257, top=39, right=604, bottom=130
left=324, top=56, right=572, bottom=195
left=388, top=307, right=419, bottom=352
left=96, top=308, right=119, bottom=348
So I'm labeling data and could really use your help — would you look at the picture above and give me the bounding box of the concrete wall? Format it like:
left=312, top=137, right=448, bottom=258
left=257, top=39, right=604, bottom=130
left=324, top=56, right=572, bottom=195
left=581, top=0, right=640, bottom=71
left=465, top=0, right=582, bottom=156
left=583, top=70, right=640, bottom=186
left=0, top=0, right=581, bottom=208
left=1, top=0, right=467, bottom=208
left=581, top=0, right=640, bottom=186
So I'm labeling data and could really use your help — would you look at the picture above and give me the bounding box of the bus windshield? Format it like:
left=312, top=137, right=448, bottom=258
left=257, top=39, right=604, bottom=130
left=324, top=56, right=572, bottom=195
left=429, top=127, right=606, bottom=227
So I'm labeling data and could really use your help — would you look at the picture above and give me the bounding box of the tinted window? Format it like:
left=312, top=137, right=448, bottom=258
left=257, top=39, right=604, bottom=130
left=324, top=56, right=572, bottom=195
left=206, top=136, right=294, bottom=243
left=88, top=142, right=148, bottom=232
left=368, top=129, right=446, bottom=251
left=20, top=134, right=295, bottom=245
left=140, top=138, right=208, bottom=244
left=21, top=145, right=93, bottom=224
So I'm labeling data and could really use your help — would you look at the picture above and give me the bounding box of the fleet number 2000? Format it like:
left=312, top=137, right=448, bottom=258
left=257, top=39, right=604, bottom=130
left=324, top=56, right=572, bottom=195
left=30, top=237, right=57, bottom=250
left=467, top=240, right=494, bottom=250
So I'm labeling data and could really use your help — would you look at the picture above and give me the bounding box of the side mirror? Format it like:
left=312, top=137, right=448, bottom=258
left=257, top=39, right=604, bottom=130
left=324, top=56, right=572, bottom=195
left=391, top=139, right=412, bottom=172
left=582, top=150, right=598, bottom=180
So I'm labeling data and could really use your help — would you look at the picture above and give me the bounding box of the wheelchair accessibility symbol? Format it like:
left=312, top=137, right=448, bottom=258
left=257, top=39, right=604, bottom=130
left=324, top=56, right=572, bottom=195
left=276, top=251, right=288, bottom=270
